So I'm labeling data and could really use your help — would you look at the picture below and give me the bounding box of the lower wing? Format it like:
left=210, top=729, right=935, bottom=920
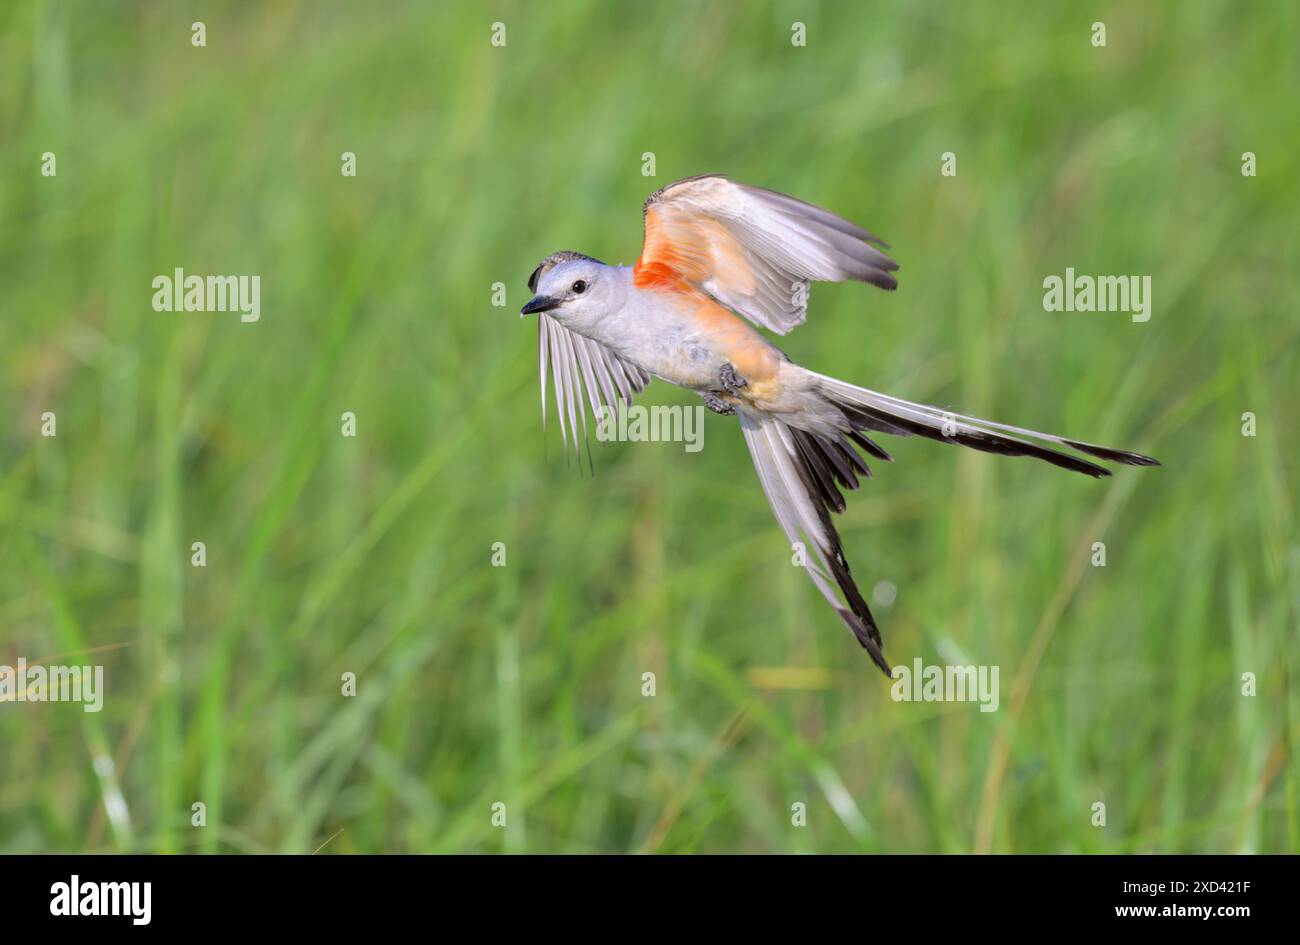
left=538, top=313, right=651, bottom=456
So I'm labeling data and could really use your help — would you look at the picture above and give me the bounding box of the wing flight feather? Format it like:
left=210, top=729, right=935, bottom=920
left=538, top=313, right=650, bottom=456
left=635, top=175, right=899, bottom=334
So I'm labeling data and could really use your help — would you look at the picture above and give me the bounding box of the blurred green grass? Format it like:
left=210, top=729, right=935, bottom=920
left=1, top=0, right=1297, bottom=853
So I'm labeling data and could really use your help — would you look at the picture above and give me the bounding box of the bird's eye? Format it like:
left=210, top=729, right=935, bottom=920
left=572, top=280, right=587, bottom=294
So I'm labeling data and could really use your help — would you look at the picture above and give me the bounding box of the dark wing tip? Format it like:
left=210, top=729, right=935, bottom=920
left=866, top=270, right=899, bottom=291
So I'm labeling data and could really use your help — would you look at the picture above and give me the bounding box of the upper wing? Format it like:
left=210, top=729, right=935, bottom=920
left=634, top=175, right=899, bottom=335
left=538, top=312, right=650, bottom=456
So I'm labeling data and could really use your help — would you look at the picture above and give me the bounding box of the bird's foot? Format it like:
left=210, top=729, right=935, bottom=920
left=719, top=362, right=748, bottom=394
left=701, top=391, right=736, bottom=416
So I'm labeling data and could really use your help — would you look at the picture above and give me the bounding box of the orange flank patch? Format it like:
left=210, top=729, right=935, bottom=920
left=636, top=202, right=782, bottom=402
left=687, top=296, right=784, bottom=413
left=689, top=297, right=779, bottom=384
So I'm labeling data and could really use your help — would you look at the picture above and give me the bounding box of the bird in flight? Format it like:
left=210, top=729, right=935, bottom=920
left=520, top=175, right=1158, bottom=675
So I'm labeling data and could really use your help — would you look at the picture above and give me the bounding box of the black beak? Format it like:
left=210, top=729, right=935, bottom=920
left=520, top=295, right=560, bottom=316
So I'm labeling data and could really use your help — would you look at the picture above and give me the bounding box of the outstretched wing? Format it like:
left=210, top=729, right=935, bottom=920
left=635, top=175, right=899, bottom=335
left=538, top=313, right=651, bottom=456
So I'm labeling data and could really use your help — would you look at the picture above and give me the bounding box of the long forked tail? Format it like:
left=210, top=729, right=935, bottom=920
left=812, top=372, right=1160, bottom=479
left=739, top=412, right=891, bottom=674
left=739, top=375, right=1158, bottom=675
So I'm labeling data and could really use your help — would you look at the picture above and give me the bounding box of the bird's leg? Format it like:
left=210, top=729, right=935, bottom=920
left=719, top=362, right=748, bottom=394
left=700, top=391, right=736, bottom=416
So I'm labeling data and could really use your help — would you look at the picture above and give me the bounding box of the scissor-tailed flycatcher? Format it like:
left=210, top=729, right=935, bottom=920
left=521, top=175, right=1158, bottom=675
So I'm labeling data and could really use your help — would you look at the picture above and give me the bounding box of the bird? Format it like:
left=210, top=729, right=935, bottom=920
left=520, top=174, right=1158, bottom=676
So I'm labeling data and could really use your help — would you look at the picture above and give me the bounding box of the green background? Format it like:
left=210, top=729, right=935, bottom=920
left=1, top=1, right=1296, bottom=854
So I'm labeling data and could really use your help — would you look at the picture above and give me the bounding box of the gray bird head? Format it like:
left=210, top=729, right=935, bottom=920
left=521, top=251, right=622, bottom=327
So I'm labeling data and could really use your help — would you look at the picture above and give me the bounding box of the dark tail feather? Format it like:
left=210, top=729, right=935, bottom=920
left=814, top=373, right=1160, bottom=477
left=740, top=414, right=891, bottom=676
left=1062, top=439, right=1162, bottom=467
left=787, top=429, right=881, bottom=647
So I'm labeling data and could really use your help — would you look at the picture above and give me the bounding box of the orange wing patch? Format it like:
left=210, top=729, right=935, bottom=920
left=631, top=175, right=898, bottom=336
left=634, top=196, right=756, bottom=295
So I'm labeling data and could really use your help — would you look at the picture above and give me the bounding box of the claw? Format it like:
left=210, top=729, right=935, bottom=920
left=719, top=363, right=748, bottom=393
left=701, top=391, right=736, bottom=416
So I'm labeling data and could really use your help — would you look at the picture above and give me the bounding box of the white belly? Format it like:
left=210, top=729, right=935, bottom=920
left=587, top=297, right=730, bottom=390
